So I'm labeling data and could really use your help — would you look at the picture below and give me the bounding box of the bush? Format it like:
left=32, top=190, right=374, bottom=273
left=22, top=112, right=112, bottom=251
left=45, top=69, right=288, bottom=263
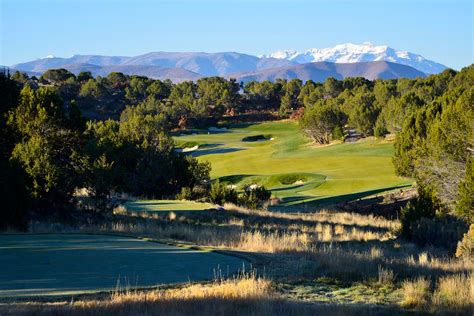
left=400, top=188, right=438, bottom=238
left=331, top=126, right=344, bottom=140
left=456, top=224, right=474, bottom=259
left=374, top=120, right=388, bottom=138
left=455, top=158, right=473, bottom=221
left=209, top=181, right=238, bottom=205
left=407, top=216, right=468, bottom=251
left=176, top=187, right=192, bottom=200
left=400, top=188, right=469, bottom=251
left=240, top=185, right=271, bottom=210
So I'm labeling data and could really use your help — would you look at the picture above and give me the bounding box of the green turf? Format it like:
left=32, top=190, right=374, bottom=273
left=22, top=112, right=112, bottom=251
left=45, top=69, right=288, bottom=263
left=0, top=234, right=245, bottom=298
left=124, top=200, right=215, bottom=213
left=175, top=121, right=412, bottom=207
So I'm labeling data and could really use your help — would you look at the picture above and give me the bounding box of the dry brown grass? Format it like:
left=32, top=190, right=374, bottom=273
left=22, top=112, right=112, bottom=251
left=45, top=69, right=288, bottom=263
left=223, top=203, right=399, bottom=231
left=401, top=273, right=473, bottom=313
left=0, top=273, right=398, bottom=316
left=432, top=273, right=473, bottom=311
left=111, top=272, right=272, bottom=303
left=401, top=276, right=431, bottom=308
left=21, top=202, right=473, bottom=315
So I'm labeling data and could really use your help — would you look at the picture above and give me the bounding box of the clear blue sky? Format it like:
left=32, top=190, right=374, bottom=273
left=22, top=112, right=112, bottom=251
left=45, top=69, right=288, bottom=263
left=1, top=0, right=472, bottom=69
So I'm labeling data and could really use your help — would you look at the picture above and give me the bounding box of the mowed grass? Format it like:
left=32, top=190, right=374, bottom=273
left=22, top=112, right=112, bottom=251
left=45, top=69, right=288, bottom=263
left=124, top=200, right=215, bottom=213
left=175, top=121, right=411, bottom=207
left=0, top=234, right=245, bottom=298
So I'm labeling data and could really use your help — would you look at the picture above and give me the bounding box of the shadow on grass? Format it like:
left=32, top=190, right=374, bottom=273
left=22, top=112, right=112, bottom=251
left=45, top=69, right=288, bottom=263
left=271, top=185, right=411, bottom=212
left=191, top=147, right=245, bottom=157
left=313, top=185, right=411, bottom=205
left=218, top=174, right=254, bottom=184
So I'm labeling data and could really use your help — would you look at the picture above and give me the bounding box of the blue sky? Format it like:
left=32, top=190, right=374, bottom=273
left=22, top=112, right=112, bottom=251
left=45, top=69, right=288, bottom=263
left=1, top=0, right=472, bottom=69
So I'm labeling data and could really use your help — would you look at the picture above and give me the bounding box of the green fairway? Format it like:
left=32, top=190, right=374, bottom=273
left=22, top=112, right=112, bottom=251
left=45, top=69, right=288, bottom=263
left=124, top=200, right=215, bottom=213
left=175, top=121, right=411, bottom=208
left=0, top=234, right=245, bottom=298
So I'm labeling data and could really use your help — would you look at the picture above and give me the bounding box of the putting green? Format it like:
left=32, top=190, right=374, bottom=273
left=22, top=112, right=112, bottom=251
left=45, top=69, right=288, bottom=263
left=0, top=234, right=245, bottom=298
left=175, top=121, right=411, bottom=207
left=124, top=200, right=215, bottom=213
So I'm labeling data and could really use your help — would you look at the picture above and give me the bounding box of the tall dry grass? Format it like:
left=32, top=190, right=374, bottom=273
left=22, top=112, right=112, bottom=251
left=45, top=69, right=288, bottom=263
left=432, top=273, right=473, bottom=310
left=401, top=276, right=431, bottom=308
left=402, top=273, right=473, bottom=313
left=223, top=203, right=399, bottom=231
left=1, top=273, right=399, bottom=316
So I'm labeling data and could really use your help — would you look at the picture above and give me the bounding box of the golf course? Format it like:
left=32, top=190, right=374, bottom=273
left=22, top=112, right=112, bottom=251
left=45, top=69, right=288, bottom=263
left=0, top=234, right=245, bottom=298
left=174, top=120, right=411, bottom=209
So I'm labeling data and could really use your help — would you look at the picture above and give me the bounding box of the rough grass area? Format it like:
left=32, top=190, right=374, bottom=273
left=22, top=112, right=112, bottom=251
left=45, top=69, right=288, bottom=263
left=401, top=273, right=473, bottom=313
left=0, top=273, right=407, bottom=315
left=22, top=203, right=471, bottom=305
left=174, top=121, right=412, bottom=208
left=3, top=199, right=471, bottom=314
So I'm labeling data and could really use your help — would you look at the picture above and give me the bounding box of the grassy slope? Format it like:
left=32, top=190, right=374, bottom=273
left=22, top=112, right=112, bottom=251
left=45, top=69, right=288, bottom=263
left=175, top=121, right=411, bottom=207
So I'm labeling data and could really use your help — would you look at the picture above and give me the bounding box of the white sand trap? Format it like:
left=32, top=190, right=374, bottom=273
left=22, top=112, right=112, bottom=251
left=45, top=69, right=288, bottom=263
left=175, top=145, right=199, bottom=153
left=182, top=145, right=199, bottom=152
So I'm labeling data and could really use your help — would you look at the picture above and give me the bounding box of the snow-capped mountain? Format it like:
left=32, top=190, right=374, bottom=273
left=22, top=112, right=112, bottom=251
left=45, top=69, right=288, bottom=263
left=261, top=43, right=447, bottom=74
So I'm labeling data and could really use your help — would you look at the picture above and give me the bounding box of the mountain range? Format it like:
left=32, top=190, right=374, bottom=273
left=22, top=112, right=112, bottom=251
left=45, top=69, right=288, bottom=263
left=6, top=43, right=446, bottom=83
left=260, top=43, right=447, bottom=74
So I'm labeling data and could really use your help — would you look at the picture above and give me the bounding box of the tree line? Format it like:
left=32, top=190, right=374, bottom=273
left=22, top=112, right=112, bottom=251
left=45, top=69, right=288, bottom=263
left=0, top=72, right=211, bottom=229
left=2, top=66, right=473, bottom=252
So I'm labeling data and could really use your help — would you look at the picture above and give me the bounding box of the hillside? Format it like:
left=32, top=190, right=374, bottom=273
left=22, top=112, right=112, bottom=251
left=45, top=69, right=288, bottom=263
left=230, top=61, right=426, bottom=82
left=12, top=52, right=295, bottom=77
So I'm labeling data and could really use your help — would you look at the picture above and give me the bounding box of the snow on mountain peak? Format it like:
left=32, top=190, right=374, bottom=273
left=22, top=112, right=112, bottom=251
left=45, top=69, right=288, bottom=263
left=261, top=43, right=447, bottom=74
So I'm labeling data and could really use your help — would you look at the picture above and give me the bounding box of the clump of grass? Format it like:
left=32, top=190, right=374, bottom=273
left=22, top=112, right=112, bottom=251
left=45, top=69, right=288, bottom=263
left=432, top=273, right=473, bottom=310
left=377, top=265, right=396, bottom=286
left=370, top=247, right=383, bottom=259
left=401, top=276, right=431, bottom=308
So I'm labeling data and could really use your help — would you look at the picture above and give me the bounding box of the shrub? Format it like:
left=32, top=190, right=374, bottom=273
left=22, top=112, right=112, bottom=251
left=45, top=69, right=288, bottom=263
left=176, top=187, right=192, bottom=200
left=455, top=158, right=473, bottom=221
left=456, top=224, right=474, bottom=259
left=209, top=181, right=238, bottom=205
left=240, top=184, right=271, bottom=209
left=400, top=188, right=438, bottom=238
left=408, top=216, right=468, bottom=252
left=331, top=126, right=344, bottom=140
left=374, top=120, right=388, bottom=138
